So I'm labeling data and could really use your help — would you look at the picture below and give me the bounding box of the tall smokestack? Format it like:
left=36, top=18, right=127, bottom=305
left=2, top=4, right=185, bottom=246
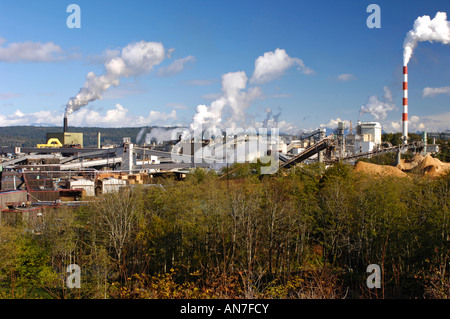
left=63, top=116, right=68, bottom=133
left=402, top=66, right=408, bottom=145
left=97, top=132, right=101, bottom=149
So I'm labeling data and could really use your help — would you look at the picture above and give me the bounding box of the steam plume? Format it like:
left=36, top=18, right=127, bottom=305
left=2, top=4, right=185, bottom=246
left=145, top=127, right=177, bottom=144
left=359, top=86, right=396, bottom=121
left=190, top=71, right=261, bottom=134
left=403, top=11, right=450, bottom=66
left=136, top=127, right=146, bottom=144
left=66, top=41, right=166, bottom=116
left=188, top=49, right=310, bottom=138
left=262, top=107, right=281, bottom=128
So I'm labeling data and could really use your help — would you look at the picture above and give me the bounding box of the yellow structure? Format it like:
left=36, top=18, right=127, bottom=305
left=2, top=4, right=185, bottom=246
left=37, top=138, right=63, bottom=148
left=46, top=132, right=83, bottom=148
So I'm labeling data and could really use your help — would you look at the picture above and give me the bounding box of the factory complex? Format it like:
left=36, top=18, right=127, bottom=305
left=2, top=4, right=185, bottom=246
left=0, top=109, right=443, bottom=230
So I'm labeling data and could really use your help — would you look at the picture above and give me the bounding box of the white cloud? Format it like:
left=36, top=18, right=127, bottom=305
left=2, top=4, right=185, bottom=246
left=385, top=119, right=424, bottom=133
left=275, top=120, right=299, bottom=135
left=337, top=73, right=356, bottom=81
left=388, top=121, right=401, bottom=132
left=319, top=118, right=350, bottom=129
left=422, top=86, right=450, bottom=97
left=384, top=112, right=450, bottom=133
left=0, top=37, right=72, bottom=62
left=69, top=104, right=177, bottom=127
left=0, top=104, right=178, bottom=128
left=415, top=113, right=450, bottom=132
left=158, top=55, right=196, bottom=77
left=250, top=48, right=314, bottom=84
left=145, top=110, right=177, bottom=124
left=409, top=115, right=426, bottom=131
left=0, top=110, right=60, bottom=126
left=258, top=119, right=299, bottom=135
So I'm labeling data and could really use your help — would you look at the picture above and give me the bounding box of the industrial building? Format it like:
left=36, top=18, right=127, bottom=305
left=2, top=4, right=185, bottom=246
left=0, top=116, right=206, bottom=219
left=354, top=121, right=382, bottom=153
left=100, top=177, right=127, bottom=194
left=44, top=116, right=84, bottom=148
left=68, top=178, right=95, bottom=197
left=46, top=132, right=84, bottom=148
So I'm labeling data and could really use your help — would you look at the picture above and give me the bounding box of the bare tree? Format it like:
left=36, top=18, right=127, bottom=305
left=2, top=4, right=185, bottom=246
left=90, top=187, right=143, bottom=277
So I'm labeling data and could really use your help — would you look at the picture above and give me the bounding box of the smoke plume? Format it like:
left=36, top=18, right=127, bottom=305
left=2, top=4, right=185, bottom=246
left=66, top=41, right=166, bottom=116
left=188, top=49, right=311, bottom=138
left=359, top=86, right=396, bottom=121
left=144, top=127, right=178, bottom=144
left=403, top=11, right=450, bottom=66
left=262, top=107, right=281, bottom=128
left=136, top=126, right=185, bottom=144
left=136, top=127, right=147, bottom=144
left=190, top=71, right=262, bottom=134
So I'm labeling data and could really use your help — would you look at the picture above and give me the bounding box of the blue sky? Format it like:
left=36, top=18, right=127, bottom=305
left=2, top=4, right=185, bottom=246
left=0, top=0, right=449, bottom=133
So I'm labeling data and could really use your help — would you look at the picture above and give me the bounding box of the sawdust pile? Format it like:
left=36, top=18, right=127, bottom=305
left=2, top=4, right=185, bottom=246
left=397, top=153, right=424, bottom=171
left=418, top=154, right=450, bottom=177
left=355, top=154, right=449, bottom=178
left=354, top=161, right=408, bottom=177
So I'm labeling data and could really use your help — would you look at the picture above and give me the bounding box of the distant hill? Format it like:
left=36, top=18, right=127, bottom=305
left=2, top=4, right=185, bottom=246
left=0, top=126, right=178, bottom=148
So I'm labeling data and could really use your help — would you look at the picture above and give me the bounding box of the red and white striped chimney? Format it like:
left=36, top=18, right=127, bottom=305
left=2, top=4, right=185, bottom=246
left=402, top=66, right=408, bottom=145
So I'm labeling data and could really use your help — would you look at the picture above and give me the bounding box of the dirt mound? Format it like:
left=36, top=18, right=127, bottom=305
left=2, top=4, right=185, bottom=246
left=355, top=161, right=408, bottom=177
left=419, top=154, right=450, bottom=177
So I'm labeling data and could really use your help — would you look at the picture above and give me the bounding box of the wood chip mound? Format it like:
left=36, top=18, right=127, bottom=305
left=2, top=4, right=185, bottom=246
left=418, top=154, right=450, bottom=177
left=396, top=153, right=424, bottom=171
left=354, top=161, right=408, bottom=177
left=356, top=154, right=449, bottom=178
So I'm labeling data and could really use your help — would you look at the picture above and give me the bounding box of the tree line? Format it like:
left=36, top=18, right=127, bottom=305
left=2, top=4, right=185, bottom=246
left=0, top=163, right=449, bottom=299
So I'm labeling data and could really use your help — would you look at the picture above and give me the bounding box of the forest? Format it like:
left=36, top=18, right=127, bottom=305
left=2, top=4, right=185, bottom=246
left=0, top=161, right=449, bottom=299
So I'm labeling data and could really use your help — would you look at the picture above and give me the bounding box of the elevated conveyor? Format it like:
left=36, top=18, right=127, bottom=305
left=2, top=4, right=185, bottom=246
left=280, top=137, right=334, bottom=169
